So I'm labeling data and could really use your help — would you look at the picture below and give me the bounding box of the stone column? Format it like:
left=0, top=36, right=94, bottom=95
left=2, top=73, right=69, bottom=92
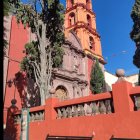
left=72, top=82, right=77, bottom=98
left=68, top=52, right=72, bottom=71
left=71, top=50, right=75, bottom=71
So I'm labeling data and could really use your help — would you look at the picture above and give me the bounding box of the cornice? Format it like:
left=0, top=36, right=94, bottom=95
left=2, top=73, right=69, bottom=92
left=86, top=53, right=107, bottom=65
left=65, top=3, right=96, bottom=17
left=66, top=21, right=100, bottom=38
left=52, top=69, right=88, bottom=85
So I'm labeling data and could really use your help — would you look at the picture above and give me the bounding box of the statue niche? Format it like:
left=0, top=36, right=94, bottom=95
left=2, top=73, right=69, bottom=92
left=55, top=86, right=68, bottom=100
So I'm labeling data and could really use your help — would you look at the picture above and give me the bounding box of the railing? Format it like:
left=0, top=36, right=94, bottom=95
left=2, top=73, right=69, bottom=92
left=29, top=110, right=45, bottom=122
left=54, top=92, right=114, bottom=119
left=14, top=106, right=45, bottom=124
left=130, top=86, right=140, bottom=111
left=14, top=114, right=21, bottom=124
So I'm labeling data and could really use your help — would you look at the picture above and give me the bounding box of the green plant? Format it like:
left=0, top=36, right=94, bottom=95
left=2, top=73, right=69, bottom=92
left=13, top=0, right=65, bottom=105
left=90, top=58, right=105, bottom=94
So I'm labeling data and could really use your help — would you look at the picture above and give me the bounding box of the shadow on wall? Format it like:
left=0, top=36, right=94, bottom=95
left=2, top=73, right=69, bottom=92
left=4, top=105, right=18, bottom=140
left=15, top=72, right=41, bottom=108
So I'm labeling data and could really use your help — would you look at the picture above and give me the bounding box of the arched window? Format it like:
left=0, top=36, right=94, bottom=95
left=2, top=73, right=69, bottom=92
left=69, top=12, right=75, bottom=26
left=69, top=0, right=74, bottom=8
left=71, top=0, right=74, bottom=6
left=87, top=14, right=92, bottom=27
left=86, top=0, right=90, bottom=9
left=89, top=36, right=95, bottom=50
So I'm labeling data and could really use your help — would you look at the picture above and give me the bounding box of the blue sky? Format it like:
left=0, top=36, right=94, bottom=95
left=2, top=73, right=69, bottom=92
left=60, top=0, right=138, bottom=76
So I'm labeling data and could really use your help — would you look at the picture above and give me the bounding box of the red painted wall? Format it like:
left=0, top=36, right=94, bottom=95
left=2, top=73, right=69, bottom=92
left=4, top=81, right=140, bottom=140
left=3, top=16, right=140, bottom=140
left=4, top=16, right=29, bottom=125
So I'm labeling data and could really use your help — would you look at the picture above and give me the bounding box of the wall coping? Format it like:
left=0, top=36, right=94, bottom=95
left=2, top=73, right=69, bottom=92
left=54, top=92, right=112, bottom=108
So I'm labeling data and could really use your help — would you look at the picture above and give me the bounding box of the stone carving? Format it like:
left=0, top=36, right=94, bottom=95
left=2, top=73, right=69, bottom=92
left=79, top=104, right=85, bottom=116
left=77, top=105, right=81, bottom=116
left=66, top=107, right=72, bottom=118
left=56, top=99, right=114, bottom=119
left=72, top=105, right=78, bottom=117
left=99, top=101, right=106, bottom=114
left=57, top=108, right=62, bottom=119
left=55, top=88, right=67, bottom=101
left=91, top=102, right=99, bottom=115
left=29, top=111, right=44, bottom=122
left=30, top=113, right=34, bottom=122
left=116, top=69, right=126, bottom=82
left=14, top=114, right=21, bottom=123
left=39, top=111, right=44, bottom=120
left=135, top=96, right=140, bottom=111
left=61, top=108, right=67, bottom=118
left=35, top=113, right=39, bottom=120
left=85, top=103, right=92, bottom=116
left=105, top=100, right=112, bottom=114
left=14, top=111, right=44, bottom=123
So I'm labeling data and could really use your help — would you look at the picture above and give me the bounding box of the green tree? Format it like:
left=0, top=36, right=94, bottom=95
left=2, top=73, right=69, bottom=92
left=90, top=58, right=105, bottom=94
left=130, top=0, right=140, bottom=47
left=13, top=0, right=65, bottom=105
left=130, top=0, right=140, bottom=85
left=3, top=0, right=10, bottom=16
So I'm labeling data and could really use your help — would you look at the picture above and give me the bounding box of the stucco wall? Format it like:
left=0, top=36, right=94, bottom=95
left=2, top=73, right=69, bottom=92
left=4, top=16, right=30, bottom=126
left=126, top=74, right=139, bottom=86
left=105, top=71, right=139, bottom=91
left=104, top=71, right=118, bottom=91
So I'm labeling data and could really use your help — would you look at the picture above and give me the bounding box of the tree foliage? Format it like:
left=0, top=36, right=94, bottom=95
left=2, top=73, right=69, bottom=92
left=13, top=0, right=65, bottom=105
left=130, top=0, right=140, bottom=68
left=90, top=58, right=105, bottom=94
left=3, top=0, right=10, bottom=16
left=130, top=0, right=140, bottom=46
left=133, top=47, right=140, bottom=68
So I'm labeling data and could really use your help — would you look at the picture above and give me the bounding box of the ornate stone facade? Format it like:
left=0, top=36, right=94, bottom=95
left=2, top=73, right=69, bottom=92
left=52, top=31, right=89, bottom=100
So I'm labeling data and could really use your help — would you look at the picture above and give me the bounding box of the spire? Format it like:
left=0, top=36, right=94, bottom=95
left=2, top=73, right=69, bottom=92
left=64, top=0, right=104, bottom=61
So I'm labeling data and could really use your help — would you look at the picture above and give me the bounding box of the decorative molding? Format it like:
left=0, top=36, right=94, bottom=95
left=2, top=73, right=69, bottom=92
left=55, top=99, right=114, bottom=119
left=65, top=3, right=96, bottom=17
left=66, top=21, right=100, bottom=38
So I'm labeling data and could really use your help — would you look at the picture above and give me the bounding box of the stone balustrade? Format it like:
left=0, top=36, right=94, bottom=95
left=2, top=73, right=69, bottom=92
left=55, top=99, right=113, bottom=119
left=14, top=110, right=45, bottom=123
left=133, top=95, right=140, bottom=111
left=30, top=110, right=45, bottom=122
left=14, top=114, right=21, bottom=124
left=130, top=86, right=140, bottom=111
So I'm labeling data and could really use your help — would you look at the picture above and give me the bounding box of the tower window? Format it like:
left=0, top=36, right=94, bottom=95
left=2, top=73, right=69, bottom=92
left=86, top=0, right=90, bottom=9
left=87, top=14, right=92, bottom=27
left=69, top=12, right=75, bottom=26
left=89, top=36, right=95, bottom=50
left=69, top=0, right=74, bottom=8
left=71, top=0, right=74, bottom=6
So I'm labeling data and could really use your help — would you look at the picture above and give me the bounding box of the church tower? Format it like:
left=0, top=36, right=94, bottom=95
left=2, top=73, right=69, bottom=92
left=65, top=0, right=104, bottom=61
